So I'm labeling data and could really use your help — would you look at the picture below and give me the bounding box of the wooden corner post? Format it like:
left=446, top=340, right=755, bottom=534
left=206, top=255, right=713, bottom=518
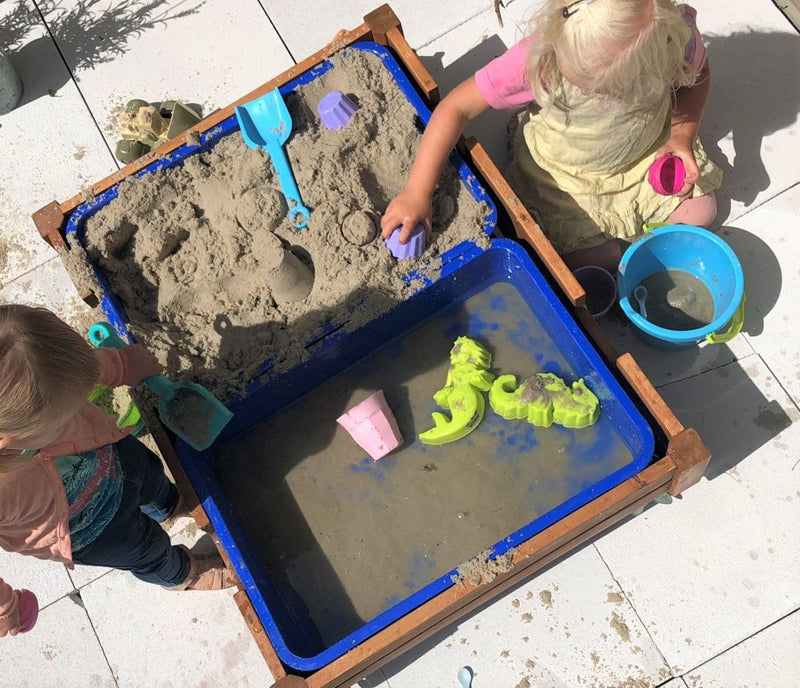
left=364, top=4, right=402, bottom=44
left=666, top=427, right=712, bottom=495
left=31, top=200, right=67, bottom=249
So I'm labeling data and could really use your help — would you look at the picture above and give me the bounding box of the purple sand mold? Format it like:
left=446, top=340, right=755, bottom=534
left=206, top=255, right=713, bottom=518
left=385, top=223, right=426, bottom=259
left=317, top=91, right=358, bottom=130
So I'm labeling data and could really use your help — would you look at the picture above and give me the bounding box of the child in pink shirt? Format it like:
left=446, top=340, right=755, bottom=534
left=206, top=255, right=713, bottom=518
left=382, top=0, right=722, bottom=272
left=0, top=305, right=234, bottom=638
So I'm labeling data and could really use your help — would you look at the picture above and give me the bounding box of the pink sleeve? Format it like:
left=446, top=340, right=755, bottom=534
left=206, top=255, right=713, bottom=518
left=680, top=4, right=707, bottom=71
left=474, top=39, right=536, bottom=110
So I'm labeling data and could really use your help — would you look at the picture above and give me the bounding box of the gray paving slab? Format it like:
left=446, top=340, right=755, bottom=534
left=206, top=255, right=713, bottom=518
left=0, top=594, right=116, bottom=687
left=0, top=1, right=116, bottom=285
left=595, top=355, right=800, bottom=675
left=685, top=609, right=800, bottom=688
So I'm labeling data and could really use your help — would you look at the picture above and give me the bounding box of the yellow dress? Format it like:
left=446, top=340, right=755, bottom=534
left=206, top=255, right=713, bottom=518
left=505, top=83, right=723, bottom=254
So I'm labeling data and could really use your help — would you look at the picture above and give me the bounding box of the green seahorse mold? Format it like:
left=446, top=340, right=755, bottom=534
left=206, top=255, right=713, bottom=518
left=489, top=372, right=599, bottom=429
left=419, top=337, right=495, bottom=445
left=489, top=374, right=528, bottom=421
left=552, top=378, right=600, bottom=429
left=419, top=384, right=487, bottom=445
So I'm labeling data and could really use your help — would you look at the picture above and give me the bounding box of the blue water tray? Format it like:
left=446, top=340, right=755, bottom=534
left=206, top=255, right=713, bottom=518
left=179, top=239, right=655, bottom=672
left=63, top=41, right=497, bottom=344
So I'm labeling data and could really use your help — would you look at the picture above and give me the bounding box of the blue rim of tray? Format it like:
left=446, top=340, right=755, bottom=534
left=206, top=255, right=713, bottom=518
left=63, top=41, right=497, bottom=351
left=178, top=239, right=656, bottom=672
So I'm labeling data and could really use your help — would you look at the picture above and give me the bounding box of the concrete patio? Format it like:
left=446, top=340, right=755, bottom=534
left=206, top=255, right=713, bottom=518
left=0, top=1, right=797, bottom=686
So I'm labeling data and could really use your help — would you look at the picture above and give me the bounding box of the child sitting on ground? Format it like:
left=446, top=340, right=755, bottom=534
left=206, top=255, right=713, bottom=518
left=0, top=305, right=235, bottom=638
left=381, top=0, right=723, bottom=273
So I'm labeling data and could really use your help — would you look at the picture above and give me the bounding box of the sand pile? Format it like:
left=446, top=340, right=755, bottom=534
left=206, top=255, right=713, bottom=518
left=83, top=48, right=491, bottom=399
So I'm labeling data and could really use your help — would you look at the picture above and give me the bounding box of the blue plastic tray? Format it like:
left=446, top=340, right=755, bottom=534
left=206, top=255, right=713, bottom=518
left=178, top=240, right=655, bottom=671
left=63, top=42, right=497, bottom=344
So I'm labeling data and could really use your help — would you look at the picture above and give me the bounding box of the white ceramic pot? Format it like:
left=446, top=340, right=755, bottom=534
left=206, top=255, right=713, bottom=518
left=0, top=54, right=23, bottom=115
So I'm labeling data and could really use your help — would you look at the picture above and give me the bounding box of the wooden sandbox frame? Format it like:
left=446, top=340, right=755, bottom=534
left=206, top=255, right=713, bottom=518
left=32, top=6, right=710, bottom=687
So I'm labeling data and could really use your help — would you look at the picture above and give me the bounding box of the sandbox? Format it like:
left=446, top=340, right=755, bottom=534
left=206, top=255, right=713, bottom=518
left=62, top=38, right=653, bottom=672
left=68, top=44, right=493, bottom=401
left=34, top=7, right=713, bottom=687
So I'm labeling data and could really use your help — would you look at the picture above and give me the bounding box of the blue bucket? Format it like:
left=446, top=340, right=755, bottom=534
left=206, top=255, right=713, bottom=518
left=617, top=225, right=745, bottom=349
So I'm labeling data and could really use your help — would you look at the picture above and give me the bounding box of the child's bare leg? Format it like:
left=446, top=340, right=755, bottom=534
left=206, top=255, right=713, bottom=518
left=562, top=192, right=718, bottom=273
left=666, top=191, right=718, bottom=228
left=562, top=239, right=628, bottom=273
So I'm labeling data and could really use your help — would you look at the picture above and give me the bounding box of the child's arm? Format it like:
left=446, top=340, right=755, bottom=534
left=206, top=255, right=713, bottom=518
left=95, top=345, right=163, bottom=388
left=657, top=60, right=711, bottom=197
left=658, top=6, right=712, bottom=197
left=380, top=77, right=491, bottom=243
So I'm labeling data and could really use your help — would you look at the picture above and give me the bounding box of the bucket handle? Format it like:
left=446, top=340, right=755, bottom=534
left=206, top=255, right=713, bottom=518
left=641, top=221, right=671, bottom=232
left=706, top=293, right=746, bottom=345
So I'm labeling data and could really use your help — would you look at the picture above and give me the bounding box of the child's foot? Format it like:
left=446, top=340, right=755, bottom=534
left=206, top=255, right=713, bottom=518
left=167, top=545, right=237, bottom=591
left=160, top=492, right=192, bottom=530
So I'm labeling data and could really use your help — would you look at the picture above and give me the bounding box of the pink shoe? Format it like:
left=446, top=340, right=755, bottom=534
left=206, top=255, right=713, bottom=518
left=17, top=589, right=38, bottom=633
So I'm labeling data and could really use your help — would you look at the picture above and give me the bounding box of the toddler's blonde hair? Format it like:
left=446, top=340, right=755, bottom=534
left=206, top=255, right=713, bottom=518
left=0, top=304, right=99, bottom=448
left=527, top=0, right=697, bottom=109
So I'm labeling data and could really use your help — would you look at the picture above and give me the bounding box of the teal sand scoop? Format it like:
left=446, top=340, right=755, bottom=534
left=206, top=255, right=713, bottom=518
left=235, top=88, right=311, bottom=228
left=88, top=323, right=233, bottom=451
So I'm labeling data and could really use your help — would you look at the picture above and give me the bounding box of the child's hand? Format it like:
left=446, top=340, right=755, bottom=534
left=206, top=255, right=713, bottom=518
left=124, top=343, right=163, bottom=386
left=0, top=604, right=20, bottom=637
left=381, top=186, right=433, bottom=244
left=656, top=135, right=700, bottom=197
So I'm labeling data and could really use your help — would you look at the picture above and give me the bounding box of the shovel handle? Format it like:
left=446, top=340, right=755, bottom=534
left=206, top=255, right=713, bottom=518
left=87, top=324, right=234, bottom=451
left=265, top=140, right=311, bottom=229
left=89, top=322, right=128, bottom=348
left=88, top=323, right=175, bottom=399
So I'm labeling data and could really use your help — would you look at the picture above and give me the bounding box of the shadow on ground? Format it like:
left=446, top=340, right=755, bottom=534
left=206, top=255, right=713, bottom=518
left=703, top=30, right=800, bottom=216
left=718, top=225, right=782, bottom=338
left=419, top=33, right=522, bottom=170
left=4, top=0, right=202, bottom=108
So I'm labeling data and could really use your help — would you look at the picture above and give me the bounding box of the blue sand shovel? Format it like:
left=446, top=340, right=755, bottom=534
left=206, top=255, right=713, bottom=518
left=88, top=323, right=233, bottom=451
left=235, top=89, right=311, bottom=229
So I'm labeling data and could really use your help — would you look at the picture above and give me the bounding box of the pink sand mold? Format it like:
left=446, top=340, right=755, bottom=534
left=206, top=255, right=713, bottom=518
left=337, top=390, right=403, bottom=461
left=18, top=589, right=39, bottom=633
left=385, top=223, right=426, bottom=259
left=648, top=155, right=686, bottom=195
left=317, top=91, right=358, bottom=130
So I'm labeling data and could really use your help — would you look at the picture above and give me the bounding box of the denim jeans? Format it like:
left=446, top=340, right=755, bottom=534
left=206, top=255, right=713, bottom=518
left=72, top=436, right=190, bottom=586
